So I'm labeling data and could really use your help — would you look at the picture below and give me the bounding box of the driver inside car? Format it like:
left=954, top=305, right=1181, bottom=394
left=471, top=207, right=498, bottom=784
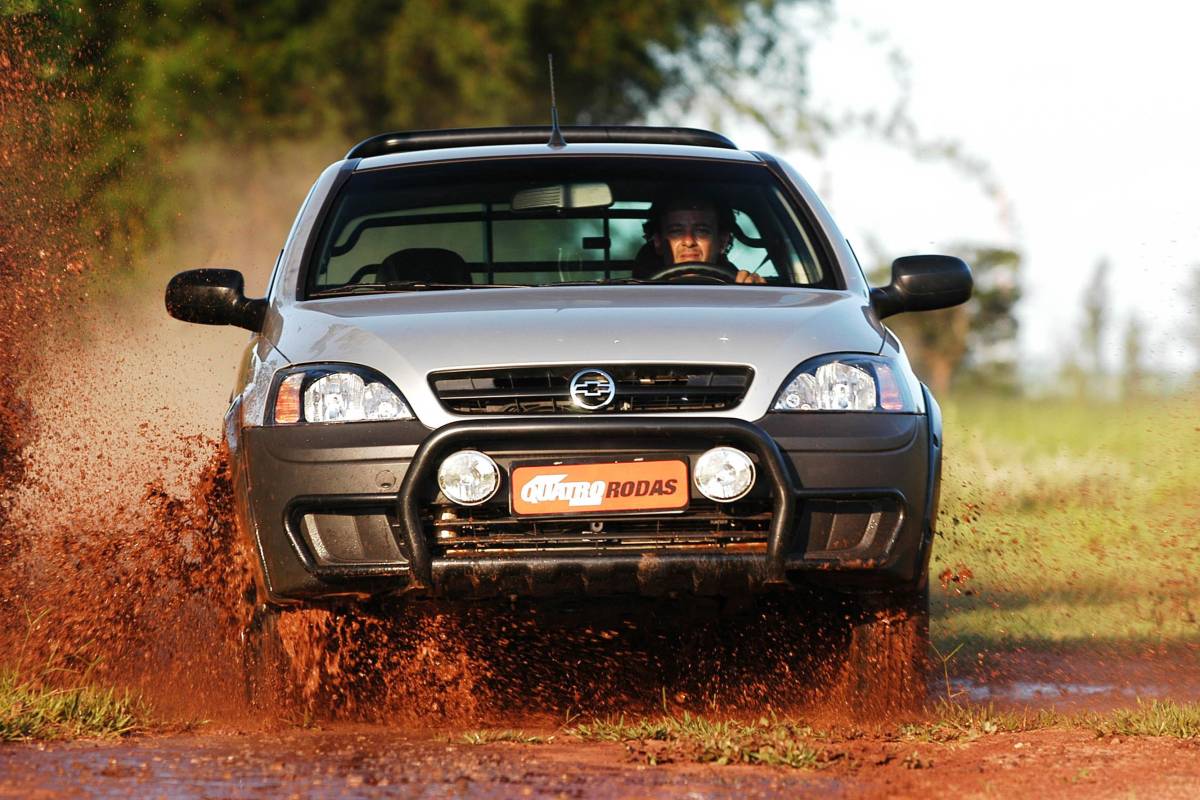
left=637, top=194, right=767, bottom=284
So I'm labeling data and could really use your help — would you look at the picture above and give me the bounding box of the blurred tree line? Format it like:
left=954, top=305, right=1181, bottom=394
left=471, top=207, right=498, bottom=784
left=3, top=0, right=821, bottom=254
left=3, top=0, right=1059, bottom=399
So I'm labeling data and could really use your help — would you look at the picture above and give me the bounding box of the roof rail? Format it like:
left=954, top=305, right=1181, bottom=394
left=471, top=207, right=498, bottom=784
left=345, top=126, right=738, bottom=159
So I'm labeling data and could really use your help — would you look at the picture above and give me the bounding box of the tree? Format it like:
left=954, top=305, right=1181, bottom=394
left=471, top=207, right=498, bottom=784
left=879, top=246, right=1022, bottom=396
left=1121, top=315, right=1146, bottom=401
left=6, top=0, right=827, bottom=253
left=1186, top=264, right=1200, bottom=380
left=1060, top=258, right=1114, bottom=398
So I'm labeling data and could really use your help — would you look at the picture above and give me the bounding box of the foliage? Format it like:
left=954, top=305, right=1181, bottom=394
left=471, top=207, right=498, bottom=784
left=0, top=669, right=145, bottom=741
left=4, top=0, right=824, bottom=254
left=460, top=728, right=553, bottom=744
left=1121, top=315, right=1146, bottom=399
left=1093, top=699, right=1200, bottom=740
left=571, top=712, right=828, bottom=768
left=1059, top=257, right=1113, bottom=396
left=1185, top=264, right=1200, bottom=376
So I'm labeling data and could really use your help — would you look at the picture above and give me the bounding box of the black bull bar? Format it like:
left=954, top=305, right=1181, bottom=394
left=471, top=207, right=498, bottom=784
left=390, top=418, right=903, bottom=592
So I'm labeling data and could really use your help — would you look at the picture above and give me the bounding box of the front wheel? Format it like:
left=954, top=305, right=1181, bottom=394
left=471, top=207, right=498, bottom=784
left=838, top=583, right=930, bottom=714
left=240, top=590, right=289, bottom=709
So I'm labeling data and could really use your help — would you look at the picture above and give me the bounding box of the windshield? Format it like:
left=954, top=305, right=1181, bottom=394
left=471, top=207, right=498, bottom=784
left=305, top=157, right=832, bottom=296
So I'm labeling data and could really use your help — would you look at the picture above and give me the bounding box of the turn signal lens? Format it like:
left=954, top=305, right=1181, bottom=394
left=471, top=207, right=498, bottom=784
left=273, top=373, right=304, bottom=424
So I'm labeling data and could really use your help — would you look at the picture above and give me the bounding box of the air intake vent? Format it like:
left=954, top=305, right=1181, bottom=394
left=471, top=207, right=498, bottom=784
left=430, top=365, right=753, bottom=415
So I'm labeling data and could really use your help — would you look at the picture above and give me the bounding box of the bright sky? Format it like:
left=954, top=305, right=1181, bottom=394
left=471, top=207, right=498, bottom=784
left=725, top=0, right=1200, bottom=378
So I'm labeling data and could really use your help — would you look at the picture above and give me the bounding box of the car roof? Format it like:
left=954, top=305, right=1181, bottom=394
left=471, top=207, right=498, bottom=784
left=356, top=142, right=765, bottom=171
left=348, top=125, right=738, bottom=156
left=348, top=125, right=764, bottom=171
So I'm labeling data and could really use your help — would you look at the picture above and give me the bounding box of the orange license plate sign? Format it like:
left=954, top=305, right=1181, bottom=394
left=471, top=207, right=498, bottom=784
left=511, top=460, right=688, bottom=516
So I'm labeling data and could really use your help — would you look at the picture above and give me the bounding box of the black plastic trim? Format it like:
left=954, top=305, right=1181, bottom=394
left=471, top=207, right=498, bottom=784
left=282, top=494, right=407, bottom=577
left=346, top=126, right=738, bottom=159
left=913, top=384, right=943, bottom=585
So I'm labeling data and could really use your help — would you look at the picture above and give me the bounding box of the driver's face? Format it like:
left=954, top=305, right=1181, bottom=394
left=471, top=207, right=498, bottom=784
left=654, top=208, right=725, bottom=265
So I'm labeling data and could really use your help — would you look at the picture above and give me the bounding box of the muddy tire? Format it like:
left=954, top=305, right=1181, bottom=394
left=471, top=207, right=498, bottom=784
left=838, top=583, right=930, bottom=714
left=241, top=597, right=289, bottom=709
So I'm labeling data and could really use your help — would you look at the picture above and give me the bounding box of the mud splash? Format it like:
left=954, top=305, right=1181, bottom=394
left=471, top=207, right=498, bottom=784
left=259, top=593, right=858, bottom=726
left=0, top=24, right=90, bottom=529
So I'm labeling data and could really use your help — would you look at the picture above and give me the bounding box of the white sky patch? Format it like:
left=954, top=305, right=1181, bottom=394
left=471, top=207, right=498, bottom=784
left=715, top=1, right=1200, bottom=377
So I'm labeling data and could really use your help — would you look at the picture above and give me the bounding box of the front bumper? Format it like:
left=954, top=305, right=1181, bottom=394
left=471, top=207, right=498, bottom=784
left=231, top=411, right=937, bottom=604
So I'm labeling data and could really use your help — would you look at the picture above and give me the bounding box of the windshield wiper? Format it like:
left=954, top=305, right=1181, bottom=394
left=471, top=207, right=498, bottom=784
left=309, top=281, right=523, bottom=297
left=542, top=278, right=659, bottom=286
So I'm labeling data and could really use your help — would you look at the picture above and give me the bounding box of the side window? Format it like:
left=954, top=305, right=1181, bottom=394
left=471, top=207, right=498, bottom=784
left=727, top=211, right=778, bottom=280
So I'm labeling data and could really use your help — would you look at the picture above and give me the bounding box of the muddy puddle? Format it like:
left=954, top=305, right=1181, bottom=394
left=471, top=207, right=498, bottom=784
left=4, top=716, right=1200, bottom=799
left=950, top=650, right=1200, bottom=711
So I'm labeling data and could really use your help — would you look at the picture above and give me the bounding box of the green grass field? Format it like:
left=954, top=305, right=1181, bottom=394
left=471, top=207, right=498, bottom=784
left=931, top=395, right=1200, bottom=656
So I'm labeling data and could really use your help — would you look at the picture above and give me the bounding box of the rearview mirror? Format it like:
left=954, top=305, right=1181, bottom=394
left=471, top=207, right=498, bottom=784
left=870, top=255, right=973, bottom=319
left=165, top=269, right=266, bottom=332
left=511, top=182, right=613, bottom=211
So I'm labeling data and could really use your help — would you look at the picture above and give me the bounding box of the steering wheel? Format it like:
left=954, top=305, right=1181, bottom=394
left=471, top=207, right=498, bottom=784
left=646, top=261, right=739, bottom=284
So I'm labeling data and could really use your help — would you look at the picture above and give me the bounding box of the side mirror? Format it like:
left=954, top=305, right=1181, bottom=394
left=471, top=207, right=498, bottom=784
left=870, top=255, right=973, bottom=319
left=165, top=269, right=266, bottom=332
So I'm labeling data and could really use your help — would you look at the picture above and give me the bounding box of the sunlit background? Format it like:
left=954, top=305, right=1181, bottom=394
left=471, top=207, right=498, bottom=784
left=765, top=0, right=1200, bottom=382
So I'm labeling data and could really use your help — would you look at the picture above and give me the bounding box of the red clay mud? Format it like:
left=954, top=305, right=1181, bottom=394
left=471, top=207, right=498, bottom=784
left=2, top=727, right=1200, bottom=799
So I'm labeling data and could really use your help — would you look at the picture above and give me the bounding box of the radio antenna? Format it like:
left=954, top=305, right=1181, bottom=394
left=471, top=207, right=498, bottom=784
left=547, top=53, right=566, bottom=148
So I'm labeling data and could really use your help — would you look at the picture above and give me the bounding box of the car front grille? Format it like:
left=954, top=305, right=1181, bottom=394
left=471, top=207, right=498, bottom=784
left=429, top=364, right=754, bottom=415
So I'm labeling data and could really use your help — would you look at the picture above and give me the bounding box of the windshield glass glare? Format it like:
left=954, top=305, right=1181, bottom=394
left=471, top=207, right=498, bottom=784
left=307, top=157, right=830, bottom=295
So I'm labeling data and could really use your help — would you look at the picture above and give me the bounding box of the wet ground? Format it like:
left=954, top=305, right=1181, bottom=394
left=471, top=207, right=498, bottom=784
left=3, top=724, right=1200, bottom=799
left=4, top=651, right=1200, bottom=799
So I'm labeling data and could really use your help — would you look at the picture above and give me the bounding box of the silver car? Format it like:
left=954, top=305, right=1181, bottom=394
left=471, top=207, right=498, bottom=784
left=167, top=126, right=972, bottom=701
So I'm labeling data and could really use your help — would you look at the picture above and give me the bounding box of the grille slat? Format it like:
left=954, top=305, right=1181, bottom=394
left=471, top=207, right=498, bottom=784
left=430, top=364, right=753, bottom=415
left=427, top=500, right=772, bottom=556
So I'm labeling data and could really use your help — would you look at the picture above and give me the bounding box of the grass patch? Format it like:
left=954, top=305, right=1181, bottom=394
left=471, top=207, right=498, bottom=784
left=0, top=669, right=146, bottom=741
left=459, top=729, right=554, bottom=745
left=1093, top=699, right=1200, bottom=739
left=556, top=700, right=1200, bottom=767
left=902, top=700, right=1071, bottom=742
left=570, top=712, right=830, bottom=768
left=903, top=699, right=1200, bottom=742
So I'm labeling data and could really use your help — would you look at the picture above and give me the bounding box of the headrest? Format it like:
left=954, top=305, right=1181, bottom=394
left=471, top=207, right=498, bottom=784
left=378, top=248, right=472, bottom=285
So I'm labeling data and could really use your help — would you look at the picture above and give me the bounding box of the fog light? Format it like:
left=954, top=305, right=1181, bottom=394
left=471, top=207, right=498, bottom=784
left=693, top=447, right=755, bottom=502
left=437, top=450, right=500, bottom=506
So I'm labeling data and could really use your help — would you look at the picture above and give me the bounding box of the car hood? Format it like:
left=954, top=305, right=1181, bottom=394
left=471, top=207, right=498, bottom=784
left=273, top=285, right=883, bottom=426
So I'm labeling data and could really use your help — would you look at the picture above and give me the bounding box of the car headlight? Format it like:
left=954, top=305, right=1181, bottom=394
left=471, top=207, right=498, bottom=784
left=772, top=354, right=914, bottom=412
left=270, top=365, right=415, bottom=424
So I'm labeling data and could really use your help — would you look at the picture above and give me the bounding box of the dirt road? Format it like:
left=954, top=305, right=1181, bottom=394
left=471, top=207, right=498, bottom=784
left=3, top=726, right=1199, bottom=799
